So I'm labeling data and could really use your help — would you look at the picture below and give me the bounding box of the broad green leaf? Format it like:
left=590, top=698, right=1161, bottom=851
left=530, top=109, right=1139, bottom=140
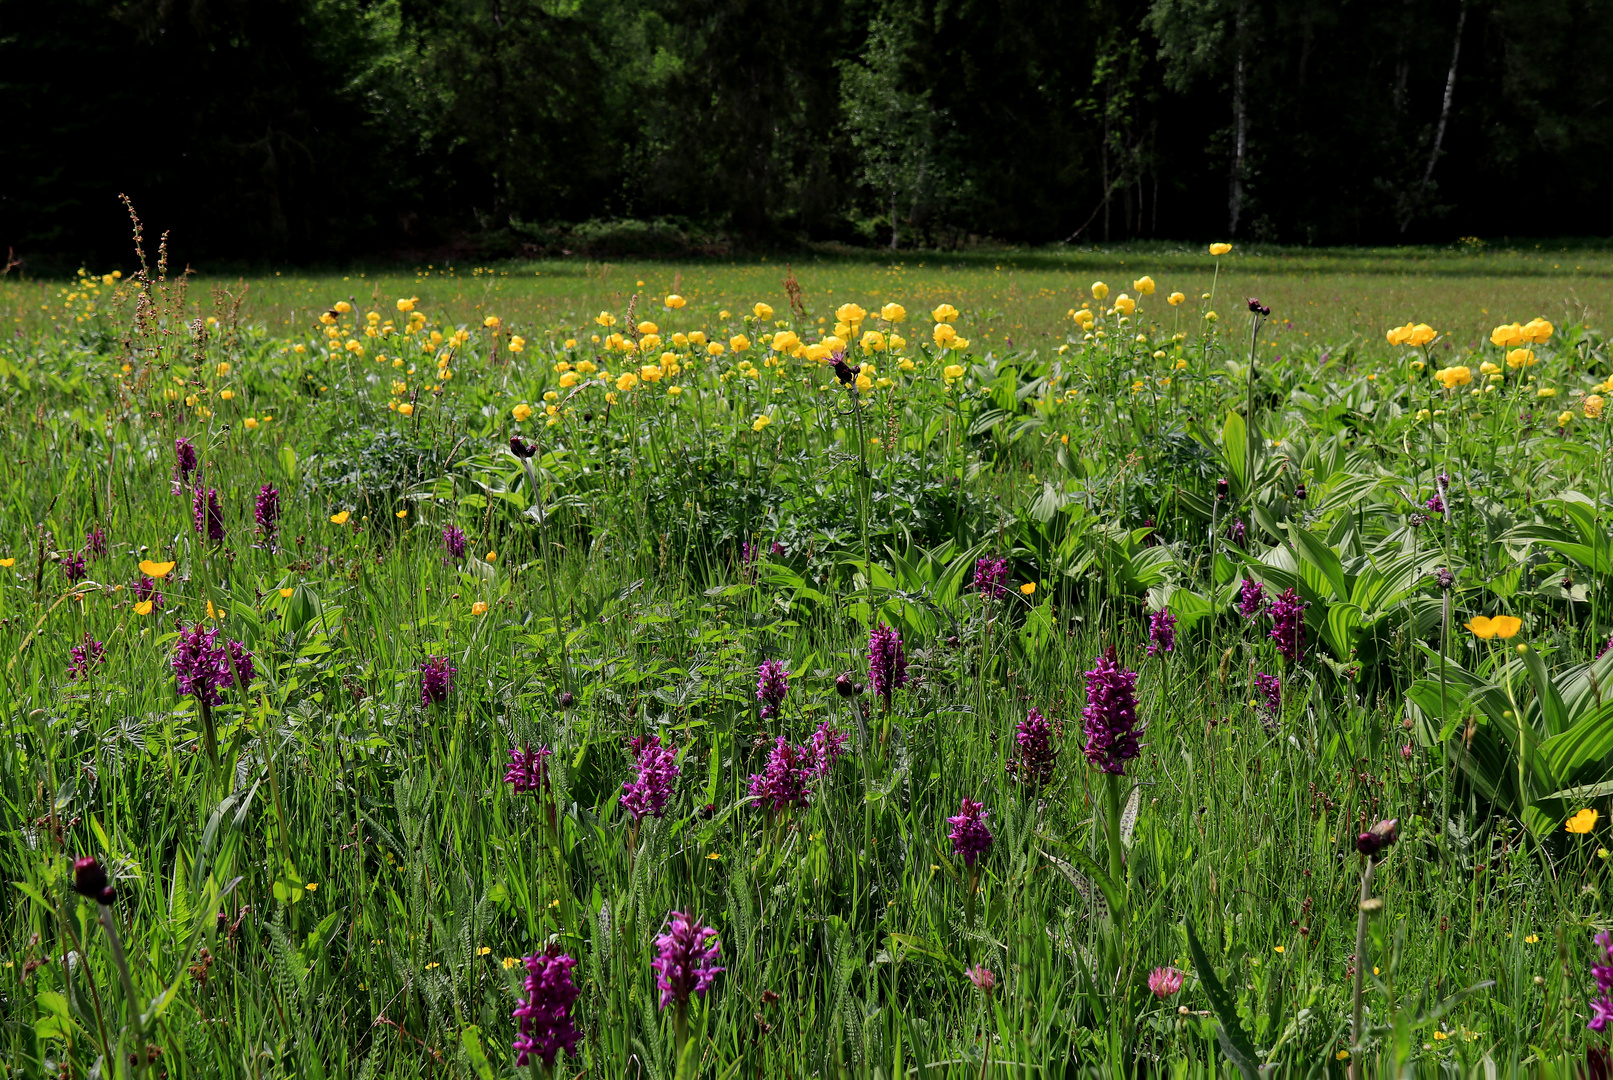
left=1184, top=917, right=1261, bottom=1080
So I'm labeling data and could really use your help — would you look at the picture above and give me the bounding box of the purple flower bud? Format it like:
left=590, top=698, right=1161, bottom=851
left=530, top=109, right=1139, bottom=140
left=1082, top=646, right=1141, bottom=775
left=61, top=550, right=87, bottom=584
left=1355, top=818, right=1398, bottom=857
left=509, top=436, right=537, bottom=459
left=512, top=945, right=582, bottom=1066
left=504, top=744, right=553, bottom=794
left=1269, top=587, right=1307, bottom=664
left=172, top=622, right=255, bottom=706
left=868, top=623, right=907, bottom=705
left=72, top=856, right=116, bottom=904
left=442, top=526, right=467, bottom=560
left=1006, top=707, right=1057, bottom=786
left=1226, top=518, right=1248, bottom=547
left=193, top=486, right=225, bottom=543
left=558, top=690, right=576, bottom=708
left=174, top=437, right=198, bottom=481
left=966, top=965, right=996, bottom=993
left=84, top=526, right=107, bottom=558
left=1147, top=607, right=1176, bottom=656
left=68, top=633, right=106, bottom=681
left=1238, top=578, right=1267, bottom=620
left=419, top=655, right=456, bottom=707
left=620, top=734, right=679, bottom=821
left=835, top=672, right=861, bottom=698
left=652, top=911, right=724, bottom=1010
left=756, top=659, right=789, bottom=721
left=254, top=483, right=281, bottom=551
left=748, top=736, right=811, bottom=811
left=973, top=557, right=1009, bottom=599
left=1254, top=671, right=1281, bottom=717
left=947, top=798, right=993, bottom=866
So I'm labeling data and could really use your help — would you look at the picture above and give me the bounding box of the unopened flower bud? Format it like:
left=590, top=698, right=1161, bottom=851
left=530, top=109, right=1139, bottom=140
left=1356, top=818, right=1399, bottom=857
left=558, top=690, right=575, bottom=709
left=72, top=856, right=116, bottom=904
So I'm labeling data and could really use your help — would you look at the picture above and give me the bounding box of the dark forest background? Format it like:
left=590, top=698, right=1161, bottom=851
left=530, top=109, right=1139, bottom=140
left=4, top=0, right=1612, bottom=264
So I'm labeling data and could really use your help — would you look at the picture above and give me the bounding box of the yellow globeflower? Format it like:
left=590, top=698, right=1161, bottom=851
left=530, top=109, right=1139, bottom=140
left=707, top=342, right=725, bottom=357
left=595, top=311, right=617, bottom=327
left=1466, top=615, right=1522, bottom=640
left=331, top=511, right=351, bottom=525
left=730, top=334, right=751, bottom=352
left=1586, top=395, right=1605, bottom=419
left=668, top=385, right=683, bottom=396
left=1133, top=276, right=1156, bottom=295
left=1114, top=295, right=1136, bottom=317
left=1406, top=323, right=1436, bottom=346
left=861, top=330, right=886, bottom=351
left=471, top=601, right=489, bottom=616
left=664, top=294, right=686, bottom=309
left=1507, top=348, right=1537, bottom=369
left=835, top=303, right=867, bottom=326
left=615, top=372, right=640, bottom=392
left=513, top=403, right=533, bottom=422
left=1479, top=361, right=1500, bottom=376
left=396, top=297, right=415, bottom=313
left=1559, top=409, right=1576, bottom=427
left=398, top=403, right=415, bottom=416
left=334, top=300, right=353, bottom=314
left=1567, top=809, right=1600, bottom=834
left=640, top=364, right=663, bottom=382
left=933, top=323, right=958, bottom=346
left=1491, top=322, right=1524, bottom=347
left=772, top=330, right=800, bottom=353
left=509, top=335, right=526, bottom=352
left=1538, top=387, right=1558, bottom=398
left=639, top=334, right=662, bottom=351
left=752, top=414, right=773, bottom=432
left=637, top=321, right=659, bottom=335
left=1434, top=366, right=1472, bottom=389
left=1209, top=242, right=1232, bottom=256
left=931, top=303, right=959, bottom=323
left=687, top=331, right=707, bottom=347
left=484, top=315, right=501, bottom=329
left=1167, top=291, right=1185, bottom=306
left=855, top=373, right=873, bottom=391
left=881, top=303, right=906, bottom=322
left=753, top=302, right=774, bottom=320
left=943, top=363, right=965, bottom=380
left=1523, top=317, right=1555, bottom=344
left=1090, top=281, right=1109, bottom=301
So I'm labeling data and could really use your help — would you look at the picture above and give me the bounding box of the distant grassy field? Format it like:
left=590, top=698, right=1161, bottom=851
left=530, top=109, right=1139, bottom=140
left=6, top=241, right=1611, bottom=358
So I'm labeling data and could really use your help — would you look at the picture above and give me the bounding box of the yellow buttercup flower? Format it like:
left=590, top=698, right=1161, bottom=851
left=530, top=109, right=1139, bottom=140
left=280, top=588, right=294, bottom=598
left=134, top=600, right=154, bottom=615
left=860, top=330, right=886, bottom=351
left=1466, top=615, right=1522, bottom=640
left=729, top=334, right=751, bottom=353
left=933, top=323, right=958, bottom=346
left=1479, top=361, right=1500, bottom=376
left=1586, top=395, right=1606, bottom=419
left=1434, top=366, right=1472, bottom=389
left=140, top=559, right=176, bottom=579
left=396, top=297, right=415, bottom=313
left=333, top=301, right=353, bottom=314
left=595, top=311, right=617, bottom=327
left=751, top=414, right=772, bottom=432
left=707, top=342, right=724, bottom=357
left=330, top=511, right=351, bottom=525
left=486, top=551, right=497, bottom=562
left=931, top=303, right=959, bottom=323
left=396, top=509, right=409, bottom=519
left=753, top=302, right=774, bottom=320
left=881, top=303, right=906, bottom=322
left=1386, top=323, right=1413, bottom=346
left=1567, top=808, right=1599, bottom=834
left=471, top=601, right=489, bottom=616
left=483, top=315, right=500, bottom=330
left=1090, top=281, right=1109, bottom=301
left=1491, top=322, right=1524, bottom=347
left=772, top=330, right=800, bottom=352
left=835, top=303, right=867, bottom=326
left=1559, top=409, right=1576, bottom=428
left=1209, top=243, right=1233, bottom=256
left=1523, top=317, right=1554, bottom=344
left=944, top=363, right=965, bottom=381
left=513, top=403, right=533, bottom=422
left=0, top=558, right=13, bottom=568
left=1020, top=582, right=1036, bottom=595
left=1133, top=276, right=1155, bottom=295
left=1406, top=324, right=1436, bottom=346
left=1506, top=348, right=1537, bottom=369
left=1167, top=291, right=1185, bottom=306
left=615, top=372, right=639, bottom=392
left=1114, top=295, right=1136, bottom=317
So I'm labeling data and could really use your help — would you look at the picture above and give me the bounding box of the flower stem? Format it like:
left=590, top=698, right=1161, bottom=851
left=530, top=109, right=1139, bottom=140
left=1349, top=858, right=1376, bottom=1079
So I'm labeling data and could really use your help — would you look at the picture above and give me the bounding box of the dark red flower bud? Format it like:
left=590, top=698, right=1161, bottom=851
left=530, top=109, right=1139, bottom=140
left=558, top=690, right=576, bottom=709
left=1355, top=818, right=1398, bottom=857
left=72, top=856, right=116, bottom=904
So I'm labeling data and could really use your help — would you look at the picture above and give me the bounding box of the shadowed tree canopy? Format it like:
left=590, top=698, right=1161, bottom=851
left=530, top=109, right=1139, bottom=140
left=2, top=0, right=1610, bottom=262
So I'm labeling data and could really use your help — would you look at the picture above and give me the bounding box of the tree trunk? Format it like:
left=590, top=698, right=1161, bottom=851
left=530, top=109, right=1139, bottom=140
left=1228, top=1, right=1248, bottom=236
left=890, top=188, right=899, bottom=250
left=1400, top=0, right=1468, bottom=234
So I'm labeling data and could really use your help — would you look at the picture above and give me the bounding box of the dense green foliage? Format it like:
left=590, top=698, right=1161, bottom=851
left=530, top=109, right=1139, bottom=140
left=4, top=247, right=1613, bottom=1077
left=5, top=0, right=1613, bottom=263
